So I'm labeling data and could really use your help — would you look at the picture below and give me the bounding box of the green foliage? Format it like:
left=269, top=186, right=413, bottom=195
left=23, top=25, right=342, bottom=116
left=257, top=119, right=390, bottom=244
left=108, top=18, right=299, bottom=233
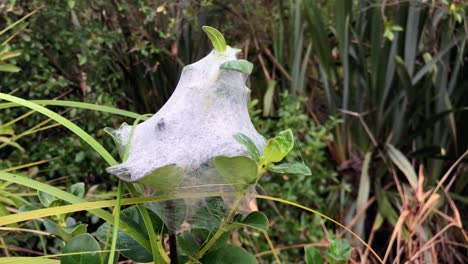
left=220, top=60, right=254, bottom=74
left=304, top=246, right=323, bottom=264
left=234, top=133, right=261, bottom=161
left=325, top=239, right=352, bottom=264
left=95, top=206, right=165, bottom=262
left=61, top=233, right=102, bottom=264
left=267, top=162, right=311, bottom=176
left=1, top=1, right=466, bottom=263
left=201, top=244, right=258, bottom=264
left=213, top=156, right=258, bottom=191
left=137, top=165, right=184, bottom=192
left=202, top=26, right=227, bottom=52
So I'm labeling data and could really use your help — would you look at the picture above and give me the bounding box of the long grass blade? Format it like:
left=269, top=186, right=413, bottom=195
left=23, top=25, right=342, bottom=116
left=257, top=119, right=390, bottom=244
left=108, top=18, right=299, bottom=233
left=355, top=152, right=372, bottom=239
left=0, top=93, right=118, bottom=166
left=0, top=100, right=144, bottom=119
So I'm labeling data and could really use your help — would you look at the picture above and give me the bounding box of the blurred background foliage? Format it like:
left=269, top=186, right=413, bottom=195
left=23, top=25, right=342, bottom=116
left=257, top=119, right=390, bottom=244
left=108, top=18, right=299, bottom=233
left=0, top=0, right=467, bottom=262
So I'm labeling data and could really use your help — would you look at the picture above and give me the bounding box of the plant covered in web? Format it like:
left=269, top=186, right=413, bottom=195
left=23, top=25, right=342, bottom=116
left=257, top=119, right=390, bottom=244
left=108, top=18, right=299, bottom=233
left=101, top=26, right=312, bottom=263
left=106, top=27, right=264, bottom=195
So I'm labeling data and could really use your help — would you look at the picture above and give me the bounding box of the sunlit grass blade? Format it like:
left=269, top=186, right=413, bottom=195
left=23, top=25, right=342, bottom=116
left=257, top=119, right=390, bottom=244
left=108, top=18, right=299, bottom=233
left=0, top=93, right=118, bottom=166
left=0, top=99, right=145, bottom=119
left=0, top=170, right=150, bottom=251
left=0, top=160, right=48, bottom=172
left=0, top=257, right=59, bottom=264
left=0, top=188, right=237, bottom=226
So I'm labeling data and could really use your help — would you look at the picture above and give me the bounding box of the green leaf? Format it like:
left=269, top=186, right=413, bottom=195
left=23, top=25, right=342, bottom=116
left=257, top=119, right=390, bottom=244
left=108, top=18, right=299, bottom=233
left=263, top=139, right=283, bottom=163
left=0, top=62, right=20, bottom=72
left=386, top=144, right=417, bottom=189
left=233, top=133, right=261, bottom=161
left=137, top=165, right=184, bottom=192
left=201, top=244, right=258, bottom=264
left=61, top=233, right=102, bottom=264
left=38, top=191, right=57, bottom=207
left=267, top=162, right=311, bottom=176
left=275, top=129, right=294, bottom=155
left=202, top=26, right=227, bottom=52
left=56, top=224, right=87, bottom=242
left=263, top=129, right=295, bottom=163
left=213, top=156, right=258, bottom=191
left=325, top=239, right=352, bottom=264
left=95, top=206, right=164, bottom=263
left=190, top=197, right=227, bottom=232
left=241, top=211, right=269, bottom=230
left=177, top=231, right=201, bottom=257
left=67, top=183, right=85, bottom=198
left=220, top=60, right=253, bottom=74
left=305, top=246, right=324, bottom=264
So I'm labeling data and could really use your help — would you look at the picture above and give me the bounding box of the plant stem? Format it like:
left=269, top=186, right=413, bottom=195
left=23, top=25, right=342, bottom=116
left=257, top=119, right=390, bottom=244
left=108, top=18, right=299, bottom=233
left=167, top=200, right=179, bottom=264
left=191, top=193, right=244, bottom=262
left=108, top=180, right=123, bottom=264
left=126, top=183, right=170, bottom=264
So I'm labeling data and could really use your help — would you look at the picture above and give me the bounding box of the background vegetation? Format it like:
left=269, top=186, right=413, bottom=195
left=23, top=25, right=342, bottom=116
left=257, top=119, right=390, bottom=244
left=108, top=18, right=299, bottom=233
left=0, top=0, right=467, bottom=263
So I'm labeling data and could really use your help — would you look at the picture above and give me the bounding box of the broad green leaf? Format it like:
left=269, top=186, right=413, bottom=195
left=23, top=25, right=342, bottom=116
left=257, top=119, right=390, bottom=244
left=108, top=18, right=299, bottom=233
left=0, top=62, right=20, bottom=72
left=220, top=60, right=253, bottom=74
left=177, top=231, right=200, bottom=257
left=305, top=246, right=324, bottom=264
left=61, top=233, right=102, bottom=264
left=68, top=183, right=85, bottom=198
left=263, top=139, right=283, bottom=163
left=275, top=129, right=294, bottom=155
left=137, top=165, right=184, bottom=192
left=267, top=162, right=311, bottom=176
left=213, top=156, right=258, bottom=191
left=0, top=257, right=59, bottom=264
left=57, top=224, right=87, bottom=242
left=325, top=239, right=352, bottom=264
left=386, top=144, right=417, bottom=189
left=38, top=191, right=57, bottom=207
left=241, top=211, right=269, bottom=230
left=190, top=197, right=227, bottom=232
left=201, top=244, right=258, bottom=264
left=202, top=26, right=227, bottom=52
left=233, top=133, right=261, bottom=161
